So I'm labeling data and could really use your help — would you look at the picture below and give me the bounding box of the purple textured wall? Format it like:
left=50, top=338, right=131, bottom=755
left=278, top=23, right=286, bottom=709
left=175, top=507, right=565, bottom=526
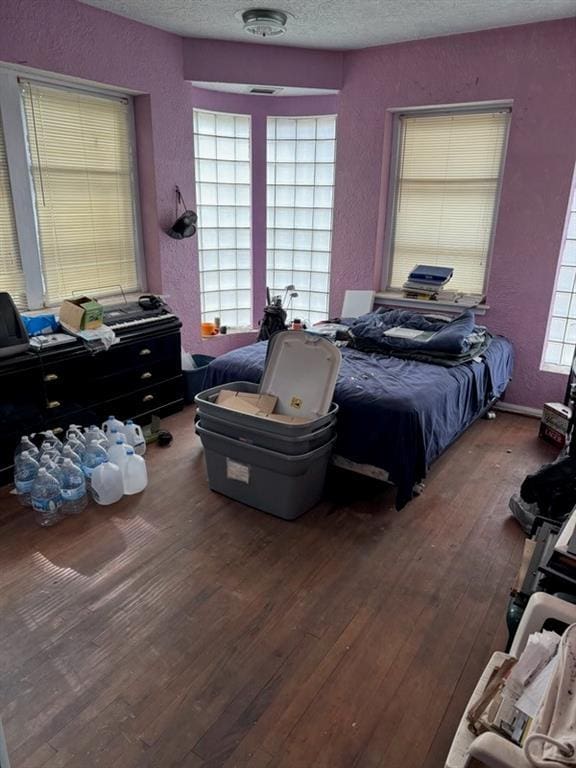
left=333, top=19, right=576, bottom=407
left=183, top=38, right=343, bottom=90
left=0, top=0, right=200, bottom=347
left=189, top=87, right=339, bottom=355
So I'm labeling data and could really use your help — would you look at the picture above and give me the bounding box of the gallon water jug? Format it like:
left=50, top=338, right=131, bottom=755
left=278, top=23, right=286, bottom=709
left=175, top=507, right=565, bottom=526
left=82, top=440, right=108, bottom=480
left=102, top=415, right=125, bottom=437
left=66, top=424, right=86, bottom=446
left=14, top=435, right=39, bottom=464
left=39, top=455, right=64, bottom=485
left=108, top=439, right=129, bottom=472
left=106, top=427, right=123, bottom=448
left=91, top=461, right=124, bottom=505
left=123, top=420, right=146, bottom=456
left=65, top=436, right=86, bottom=461
left=122, top=449, right=148, bottom=494
left=31, top=467, right=62, bottom=527
left=41, top=430, right=64, bottom=452
left=39, top=440, right=61, bottom=461
left=60, top=458, right=88, bottom=515
left=84, top=425, right=107, bottom=445
left=14, top=450, right=39, bottom=507
left=57, top=445, right=82, bottom=468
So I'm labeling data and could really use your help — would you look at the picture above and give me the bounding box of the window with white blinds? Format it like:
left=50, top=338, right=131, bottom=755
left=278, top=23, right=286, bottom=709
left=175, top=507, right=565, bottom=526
left=542, top=183, right=576, bottom=372
left=193, top=109, right=252, bottom=329
left=387, top=109, right=510, bottom=295
left=0, top=111, right=26, bottom=308
left=266, top=116, right=336, bottom=326
left=21, top=81, right=140, bottom=305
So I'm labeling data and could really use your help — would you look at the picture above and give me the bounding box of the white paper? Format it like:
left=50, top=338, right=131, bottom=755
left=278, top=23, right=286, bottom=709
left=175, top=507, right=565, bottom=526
left=516, top=655, right=559, bottom=718
left=226, top=459, right=250, bottom=484
left=383, top=327, right=435, bottom=342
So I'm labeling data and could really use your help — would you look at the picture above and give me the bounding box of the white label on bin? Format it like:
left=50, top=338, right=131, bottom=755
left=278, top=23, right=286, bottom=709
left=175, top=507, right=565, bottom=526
left=226, top=459, right=250, bottom=484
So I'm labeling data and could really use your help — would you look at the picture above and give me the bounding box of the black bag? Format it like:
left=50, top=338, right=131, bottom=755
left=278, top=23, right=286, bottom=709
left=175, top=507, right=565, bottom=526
left=521, top=456, right=576, bottom=520
left=257, top=303, right=287, bottom=342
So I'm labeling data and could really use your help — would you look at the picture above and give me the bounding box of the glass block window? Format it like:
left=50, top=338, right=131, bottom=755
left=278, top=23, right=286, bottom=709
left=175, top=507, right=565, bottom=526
left=542, top=181, right=576, bottom=372
left=266, top=116, right=336, bottom=327
left=193, top=109, right=252, bottom=328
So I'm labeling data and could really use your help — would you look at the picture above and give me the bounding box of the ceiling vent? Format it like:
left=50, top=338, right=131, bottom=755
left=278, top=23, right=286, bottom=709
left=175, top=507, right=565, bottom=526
left=241, top=9, right=288, bottom=38
left=247, top=86, right=282, bottom=95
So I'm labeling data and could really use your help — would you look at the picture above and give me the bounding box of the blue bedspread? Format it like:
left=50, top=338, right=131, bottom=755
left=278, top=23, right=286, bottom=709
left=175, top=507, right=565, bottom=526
left=202, top=336, right=514, bottom=508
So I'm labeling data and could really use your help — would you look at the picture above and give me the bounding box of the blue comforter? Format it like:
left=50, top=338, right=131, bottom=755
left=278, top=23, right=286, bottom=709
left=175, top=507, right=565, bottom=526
left=351, top=308, right=479, bottom=354
left=202, top=336, right=514, bottom=509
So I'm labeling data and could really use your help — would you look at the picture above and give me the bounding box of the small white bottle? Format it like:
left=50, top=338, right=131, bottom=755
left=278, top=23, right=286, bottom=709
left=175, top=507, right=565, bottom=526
left=122, top=449, right=148, bottom=494
left=102, top=415, right=125, bottom=437
left=108, top=438, right=129, bottom=473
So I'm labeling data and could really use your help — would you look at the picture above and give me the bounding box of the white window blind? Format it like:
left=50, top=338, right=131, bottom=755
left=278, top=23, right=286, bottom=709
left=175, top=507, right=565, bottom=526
left=0, top=111, right=26, bottom=308
left=21, top=80, right=140, bottom=305
left=193, top=109, right=252, bottom=328
left=267, top=116, right=336, bottom=326
left=388, top=109, right=510, bottom=295
left=542, top=183, right=576, bottom=371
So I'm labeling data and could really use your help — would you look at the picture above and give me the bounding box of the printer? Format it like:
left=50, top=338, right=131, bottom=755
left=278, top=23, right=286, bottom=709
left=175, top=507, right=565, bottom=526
left=0, top=292, right=30, bottom=358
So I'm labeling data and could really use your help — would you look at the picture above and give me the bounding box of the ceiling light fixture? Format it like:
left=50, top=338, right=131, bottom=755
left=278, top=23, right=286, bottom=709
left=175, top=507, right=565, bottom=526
left=241, top=8, right=288, bottom=38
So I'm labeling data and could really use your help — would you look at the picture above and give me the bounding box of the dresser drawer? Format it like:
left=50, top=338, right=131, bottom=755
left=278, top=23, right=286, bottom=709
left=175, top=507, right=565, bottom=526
left=125, top=376, right=184, bottom=417
left=105, top=331, right=181, bottom=371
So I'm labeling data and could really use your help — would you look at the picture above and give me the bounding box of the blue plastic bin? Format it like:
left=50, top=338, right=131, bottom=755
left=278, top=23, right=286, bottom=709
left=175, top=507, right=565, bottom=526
left=184, top=354, right=215, bottom=404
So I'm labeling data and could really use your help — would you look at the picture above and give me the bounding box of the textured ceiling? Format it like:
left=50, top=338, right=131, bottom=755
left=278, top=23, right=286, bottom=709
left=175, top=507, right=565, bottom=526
left=79, top=0, right=576, bottom=49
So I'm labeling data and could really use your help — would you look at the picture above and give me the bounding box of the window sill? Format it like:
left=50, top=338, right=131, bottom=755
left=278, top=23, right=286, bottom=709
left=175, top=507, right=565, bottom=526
left=375, top=291, right=489, bottom=316
left=540, top=362, right=570, bottom=375
left=201, top=328, right=258, bottom=340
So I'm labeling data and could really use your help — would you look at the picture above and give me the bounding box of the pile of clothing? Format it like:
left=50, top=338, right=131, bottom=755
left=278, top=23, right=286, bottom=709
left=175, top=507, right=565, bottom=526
left=348, top=308, right=491, bottom=366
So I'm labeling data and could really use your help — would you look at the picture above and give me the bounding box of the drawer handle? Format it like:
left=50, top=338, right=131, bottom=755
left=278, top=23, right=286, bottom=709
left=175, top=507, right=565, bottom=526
left=47, top=400, right=61, bottom=409
left=139, top=348, right=151, bottom=356
left=52, top=427, right=64, bottom=435
left=44, top=373, right=59, bottom=382
left=140, top=371, right=152, bottom=380
left=142, top=394, right=155, bottom=403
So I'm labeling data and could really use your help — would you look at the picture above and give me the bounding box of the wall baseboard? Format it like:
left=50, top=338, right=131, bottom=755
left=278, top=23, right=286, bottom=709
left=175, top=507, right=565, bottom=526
left=495, top=402, right=542, bottom=419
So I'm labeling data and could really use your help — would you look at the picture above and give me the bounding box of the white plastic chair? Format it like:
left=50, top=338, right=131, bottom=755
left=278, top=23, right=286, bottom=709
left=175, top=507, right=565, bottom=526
left=445, top=592, right=576, bottom=768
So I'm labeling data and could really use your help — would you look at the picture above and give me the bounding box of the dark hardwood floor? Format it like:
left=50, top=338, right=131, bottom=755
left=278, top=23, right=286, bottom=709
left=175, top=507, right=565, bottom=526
left=0, top=409, right=556, bottom=768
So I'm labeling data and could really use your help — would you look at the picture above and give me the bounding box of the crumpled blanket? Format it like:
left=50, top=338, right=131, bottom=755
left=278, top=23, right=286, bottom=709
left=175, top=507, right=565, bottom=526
left=349, top=308, right=491, bottom=365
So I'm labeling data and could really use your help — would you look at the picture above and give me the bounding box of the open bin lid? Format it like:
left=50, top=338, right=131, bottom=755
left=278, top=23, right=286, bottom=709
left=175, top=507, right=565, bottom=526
left=260, top=331, right=341, bottom=419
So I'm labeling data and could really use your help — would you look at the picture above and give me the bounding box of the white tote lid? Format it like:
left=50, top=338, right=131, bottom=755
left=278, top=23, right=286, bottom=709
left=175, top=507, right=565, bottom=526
left=260, top=331, right=341, bottom=419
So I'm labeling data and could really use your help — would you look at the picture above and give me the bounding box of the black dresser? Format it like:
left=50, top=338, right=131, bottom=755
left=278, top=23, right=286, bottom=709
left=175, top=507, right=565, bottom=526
left=0, top=314, right=184, bottom=486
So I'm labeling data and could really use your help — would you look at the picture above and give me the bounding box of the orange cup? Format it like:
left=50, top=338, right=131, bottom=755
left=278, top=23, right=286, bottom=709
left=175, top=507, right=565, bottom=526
left=201, top=322, right=216, bottom=337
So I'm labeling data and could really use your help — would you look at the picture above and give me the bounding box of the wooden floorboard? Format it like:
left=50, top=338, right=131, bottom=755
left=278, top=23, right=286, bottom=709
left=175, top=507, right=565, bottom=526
left=0, top=408, right=556, bottom=768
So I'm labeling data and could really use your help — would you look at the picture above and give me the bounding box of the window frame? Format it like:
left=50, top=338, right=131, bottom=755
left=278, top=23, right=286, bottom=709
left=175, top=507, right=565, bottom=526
left=0, top=67, right=145, bottom=310
left=193, top=107, right=253, bottom=330
left=265, top=113, right=337, bottom=327
left=382, top=102, right=512, bottom=298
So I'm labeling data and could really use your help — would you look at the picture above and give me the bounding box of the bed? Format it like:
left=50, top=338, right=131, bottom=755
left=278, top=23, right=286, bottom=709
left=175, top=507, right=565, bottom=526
left=202, top=313, right=514, bottom=509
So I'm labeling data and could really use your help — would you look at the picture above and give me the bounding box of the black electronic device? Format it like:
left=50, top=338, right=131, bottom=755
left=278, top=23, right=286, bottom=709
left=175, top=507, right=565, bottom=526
left=103, top=296, right=174, bottom=335
left=0, top=292, right=30, bottom=358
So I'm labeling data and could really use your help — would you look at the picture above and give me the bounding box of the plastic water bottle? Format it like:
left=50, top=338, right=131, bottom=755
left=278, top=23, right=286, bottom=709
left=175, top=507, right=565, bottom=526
left=14, top=435, right=40, bottom=464
left=91, top=461, right=124, bottom=505
left=102, top=415, right=125, bottom=437
left=60, top=458, right=88, bottom=515
left=82, top=439, right=108, bottom=480
left=84, top=425, right=107, bottom=445
left=123, top=420, right=146, bottom=456
left=41, top=430, right=64, bottom=452
left=57, top=445, right=82, bottom=468
left=122, top=448, right=148, bottom=494
left=40, top=440, right=61, bottom=461
left=66, top=425, right=86, bottom=446
left=108, top=438, right=129, bottom=472
left=14, top=450, right=39, bottom=507
left=39, top=455, right=64, bottom=485
left=31, top=467, right=62, bottom=527
left=106, top=427, right=122, bottom=447
left=65, top=436, right=86, bottom=461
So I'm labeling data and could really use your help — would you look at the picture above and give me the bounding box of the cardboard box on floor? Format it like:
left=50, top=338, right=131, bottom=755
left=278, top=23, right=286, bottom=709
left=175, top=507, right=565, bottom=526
left=216, top=390, right=311, bottom=424
left=59, top=296, right=104, bottom=332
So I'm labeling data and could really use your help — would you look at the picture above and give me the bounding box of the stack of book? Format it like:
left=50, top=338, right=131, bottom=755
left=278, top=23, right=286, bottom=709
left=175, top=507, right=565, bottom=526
left=402, top=265, right=454, bottom=300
